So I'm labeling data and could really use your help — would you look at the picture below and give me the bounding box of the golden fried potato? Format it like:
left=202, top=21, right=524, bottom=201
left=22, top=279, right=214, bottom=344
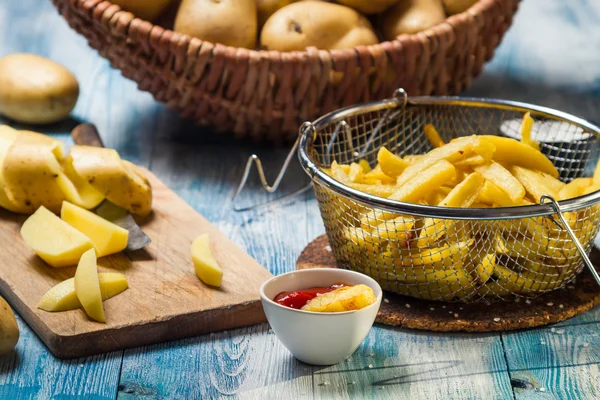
left=301, top=284, right=377, bottom=312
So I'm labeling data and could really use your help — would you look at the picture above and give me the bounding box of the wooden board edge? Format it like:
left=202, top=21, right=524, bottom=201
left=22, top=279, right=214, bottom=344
left=44, top=300, right=266, bottom=359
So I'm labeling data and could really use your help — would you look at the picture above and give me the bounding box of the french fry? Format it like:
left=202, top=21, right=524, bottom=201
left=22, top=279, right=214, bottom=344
left=492, top=264, right=564, bottom=295
left=475, top=162, right=525, bottom=201
left=380, top=267, right=475, bottom=301
left=424, top=124, right=445, bottom=147
left=510, top=166, right=559, bottom=201
left=396, top=135, right=495, bottom=187
left=377, top=147, right=409, bottom=178
left=454, top=155, right=486, bottom=168
left=347, top=183, right=396, bottom=198
left=481, top=135, right=559, bottom=177
left=417, top=172, right=484, bottom=247
left=471, top=253, right=495, bottom=285
left=330, top=161, right=350, bottom=182
left=389, top=160, right=457, bottom=202
left=393, top=240, right=473, bottom=269
left=520, top=112, right=540, bottom=150
left=363, top=165, right=396, bottom=184
left=559, top=177, right=592, bottom=200
left=347, top=163, right=364, bottom=183
left=477, top=180, right=528, bottom=207
left=358, top=159, right=371, bottom=173
left=540, top=172, right=565, bottom=193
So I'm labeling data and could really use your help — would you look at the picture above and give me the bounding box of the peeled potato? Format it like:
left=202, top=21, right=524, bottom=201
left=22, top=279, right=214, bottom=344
left=382, top=0, right=446, bottom=40
left=0, top=54, right=79, bottom=125
left=21, top=206, right=94, bottom=268
left=191, top=234, right=223, bottom=287
left=69, top=146, right=152, bottom=217
left=261, top=1, right=379, bottom=51
left=74, top=249, right=105, bottom=323
left=61, top=201, right=129, bottom=258
left=38, top=273, right=128, bottom=312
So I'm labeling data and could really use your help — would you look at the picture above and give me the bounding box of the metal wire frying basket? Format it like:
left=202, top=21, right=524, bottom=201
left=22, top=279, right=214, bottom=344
left=294, top=90, right=600, bottom=303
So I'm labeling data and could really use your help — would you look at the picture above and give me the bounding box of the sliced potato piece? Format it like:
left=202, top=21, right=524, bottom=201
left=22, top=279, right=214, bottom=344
left=377, top=147, right=409, bottom=178
left=74, top=249, right=105, bottom=322
left=69, top=146, right=152, bottom=216
left=38, top=273, right=128, bottom=312
left=21, top=206, right=94, bottom=268
left=481, top=135, right=558, bottom=177
left=475, top=161, right=525, bottom=201
left=301, top=284, right=376, bottom=312
left=61, top=201, right=129, bottom=257
left=510, top=166, right=559, bottom=201
left=60, top=155, right=104, bottom=209
left=191, top=234, right=223, bottom=287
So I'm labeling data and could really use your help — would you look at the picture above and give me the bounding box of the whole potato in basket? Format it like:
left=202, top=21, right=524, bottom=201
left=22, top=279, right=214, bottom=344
left=382, top=0, right=446, bottom=40
left=443, top=0, right=480, bottom=15
left=260, top=1, right=379, bottom=51
left=174, top=0, right=257, bottom=49
left=337, top=0, right=400, bottom=14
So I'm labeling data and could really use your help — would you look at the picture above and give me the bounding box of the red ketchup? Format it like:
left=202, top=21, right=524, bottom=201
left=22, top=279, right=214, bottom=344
left=274, top=283, right=346, bottom=309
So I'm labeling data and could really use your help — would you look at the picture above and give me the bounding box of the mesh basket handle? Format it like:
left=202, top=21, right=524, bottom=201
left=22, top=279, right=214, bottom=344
left=541, top=195, right=600, bottom=286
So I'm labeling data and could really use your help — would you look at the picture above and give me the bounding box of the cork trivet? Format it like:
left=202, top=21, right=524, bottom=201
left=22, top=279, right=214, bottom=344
left=297, top=235, right=600, bottom=332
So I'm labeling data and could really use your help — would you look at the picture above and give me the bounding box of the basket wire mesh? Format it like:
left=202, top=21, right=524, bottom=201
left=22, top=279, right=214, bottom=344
left=295, top=90, right=600, bottom=303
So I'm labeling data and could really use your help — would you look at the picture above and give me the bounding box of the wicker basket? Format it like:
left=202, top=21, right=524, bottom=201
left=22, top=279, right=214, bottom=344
left=52, top=0, right=519, bottom=143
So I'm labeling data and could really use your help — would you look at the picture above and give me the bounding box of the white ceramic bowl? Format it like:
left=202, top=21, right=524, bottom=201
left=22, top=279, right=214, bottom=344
left=260, top=268, right=382, bottom=365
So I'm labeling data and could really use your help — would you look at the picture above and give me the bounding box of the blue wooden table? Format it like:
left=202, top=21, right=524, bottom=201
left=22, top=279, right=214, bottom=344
left=1, top=1, right=600, bottom=398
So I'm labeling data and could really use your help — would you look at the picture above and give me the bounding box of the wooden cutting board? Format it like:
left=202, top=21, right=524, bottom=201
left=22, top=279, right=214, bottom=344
left=0, top=170, right=272, bottom=359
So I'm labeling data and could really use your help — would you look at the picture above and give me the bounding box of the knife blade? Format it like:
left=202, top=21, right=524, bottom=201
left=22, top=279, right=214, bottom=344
left=71, top=123, right=151, bottom=251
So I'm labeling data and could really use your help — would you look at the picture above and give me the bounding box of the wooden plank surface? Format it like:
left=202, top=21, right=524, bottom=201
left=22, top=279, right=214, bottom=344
left=1, top=0, right=600, bottom=398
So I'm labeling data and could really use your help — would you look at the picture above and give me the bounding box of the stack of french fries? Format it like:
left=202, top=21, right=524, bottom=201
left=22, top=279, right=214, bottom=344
left=322, top=114, right=600, bottom=301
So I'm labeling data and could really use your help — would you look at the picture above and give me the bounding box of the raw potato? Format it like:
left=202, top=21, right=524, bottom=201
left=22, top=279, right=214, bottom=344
left=60, top=155, right=105, bottom=210
left=174, top=0, right=257, bottom=49
left=0, top=296, right=19, bottom=355
left=258, top=0, right=294, bottom=27
left=191, top=234, right=223, bottom=287
left=38, top=273, right=128, bottom=312
left=0, top=126, right=24, bottom=213
left=61, top=202, right=129, bottom=257
left=21, top=206, right=94, bottom=268
left=109, top=0, right=173, bottom=22
left=0, top=54, right=79, bottom=124
left=301, top=284, right=376, bottom=312
left=336, top=0, right=399, bottom=14
left=261, top=1, right=379, bottom=51
left=69, top=146, right=152, bottom=216
left=443, top=0, right=478, bottom=15
left=382, top=0, right=446, bottom=40
left=74, top=249, right=105, bottom=322
left=2, top=131, right=67, bottom=213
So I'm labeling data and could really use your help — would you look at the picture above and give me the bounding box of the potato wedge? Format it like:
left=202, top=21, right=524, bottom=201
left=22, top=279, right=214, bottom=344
left=191, top=234, right=223, bottom=287
left=69, top=146, right=152, bottom=216
left=21, top=206, right=94, bottom=268
left=481, top=135, right=558, bottom=177
left=38, top=273, right=128, bottom=312
left=301, top=284, right=376, bottom=312
left=475, top=161, right=525, bottom=201
left=74, top=248, right=105, bottom=322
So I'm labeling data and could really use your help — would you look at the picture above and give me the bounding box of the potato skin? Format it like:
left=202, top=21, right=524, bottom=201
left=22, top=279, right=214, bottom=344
left=261, top=1, right=379, bottom=51
left=0, top=296, right=19, bottom=355
left=443, top=0, right=479, bottom=15
left=0, top=54, right=79, bottom=125
left=382, top=0, right=446, bottom=40
left=337, top=0, right=400, bottom=14
left=174, top=0, right=257, bottom=49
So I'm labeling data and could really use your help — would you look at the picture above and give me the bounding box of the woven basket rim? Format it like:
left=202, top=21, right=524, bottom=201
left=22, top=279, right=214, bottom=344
left=80, top=0, right=505, bottom=60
